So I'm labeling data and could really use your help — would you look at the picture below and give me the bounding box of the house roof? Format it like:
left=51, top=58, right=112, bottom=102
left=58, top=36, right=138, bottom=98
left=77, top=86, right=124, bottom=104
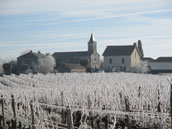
left=155, top=57, right=172, bottom=62
left=150, top=62, right=172, bottom=70
left=18, top=51, right=46, bottom=59
left=63, top=63, right=86, bottom=69
left=53, top=51, right=89, bottom=58
left=102, top=45, right=135, bottom=56
left=142, top=57, right=154, bottom=62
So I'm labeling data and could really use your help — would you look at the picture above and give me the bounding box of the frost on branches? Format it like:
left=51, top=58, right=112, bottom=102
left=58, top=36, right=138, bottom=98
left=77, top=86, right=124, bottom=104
left=0, top=73, right=171, bottom=128
left=134, top=60, right=149, bottom=73
left=36, top=54, right=56, bottom=73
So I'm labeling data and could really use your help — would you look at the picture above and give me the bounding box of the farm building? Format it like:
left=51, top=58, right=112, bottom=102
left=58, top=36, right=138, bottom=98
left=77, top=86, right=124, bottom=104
left=58, top=63, right=86, bottom=72
left=17, top=51, right=46, bottom=72
left=149, top=57, right=172, bottom=74
left=102, top=41, right=143, bottom=72
left=53, top=34, right=100, bottom=72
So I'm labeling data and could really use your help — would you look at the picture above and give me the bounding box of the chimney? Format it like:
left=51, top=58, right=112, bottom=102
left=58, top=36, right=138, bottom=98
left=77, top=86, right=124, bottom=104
left=38, top=51, right=41, bottom=54
left=138, top=40, right=144, bottom=58
left=133, top=42, right=137, bottom=47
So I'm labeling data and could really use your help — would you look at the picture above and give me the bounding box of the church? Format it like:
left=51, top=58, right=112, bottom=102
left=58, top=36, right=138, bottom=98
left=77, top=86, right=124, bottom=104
left=53, top=34, right=100, bottom=71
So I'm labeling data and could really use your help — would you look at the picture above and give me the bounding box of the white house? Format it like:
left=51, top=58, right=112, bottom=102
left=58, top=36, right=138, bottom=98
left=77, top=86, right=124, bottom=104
left=102, top=43, right=142, bottom=72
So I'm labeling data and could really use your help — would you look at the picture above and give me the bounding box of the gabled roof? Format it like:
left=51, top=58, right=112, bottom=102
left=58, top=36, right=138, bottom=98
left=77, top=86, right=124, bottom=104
left=53, top=51, right=89, bottom=58
left=155, top=57, right=172, bottom=62
left=18, top=51, right=46, bottom=59
left=103, top=45, right=135, bottom=56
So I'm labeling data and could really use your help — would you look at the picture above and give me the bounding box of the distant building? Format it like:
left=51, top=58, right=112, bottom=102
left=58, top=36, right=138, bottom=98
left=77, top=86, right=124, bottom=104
left=142, top=57, right=154, bottom=62
left=150, top=57, right=172, bottom=74
left=17, top=51, right=46, bottom=72
left=102, top=41, right=143, bottom=72
left=58, top=63, right=86, bottom=73
left=53, top=34, right=100, bottom=72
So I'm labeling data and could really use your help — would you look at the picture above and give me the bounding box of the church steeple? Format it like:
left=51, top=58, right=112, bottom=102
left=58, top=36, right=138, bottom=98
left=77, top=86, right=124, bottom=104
left=89, top=33, right=96, bottom=42
left=88, top=33, right=97, bottom=53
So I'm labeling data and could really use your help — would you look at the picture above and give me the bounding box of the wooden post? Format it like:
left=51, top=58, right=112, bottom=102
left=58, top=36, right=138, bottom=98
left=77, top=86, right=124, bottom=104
left=61, top=91, right=64, bottom=106
left=170, top=80, right=172, bottom=129
left=61, top=91, right=65, bottom=124
left=124, top=96, right=130, bottom=128
left=66, top=106, right=73, bottom=129
left=30, top=100, right=36, bottom=129
left=168, top=78, right=172, bottom=129
left=1, top=95, right=5, bottom=128
left=171, top=82, right=172, bottom=129
left=11, top=95, right=17, bottom=129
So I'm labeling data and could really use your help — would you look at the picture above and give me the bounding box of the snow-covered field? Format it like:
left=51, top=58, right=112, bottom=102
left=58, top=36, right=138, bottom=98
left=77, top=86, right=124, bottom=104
left=0, top=73, right=171, bottom=128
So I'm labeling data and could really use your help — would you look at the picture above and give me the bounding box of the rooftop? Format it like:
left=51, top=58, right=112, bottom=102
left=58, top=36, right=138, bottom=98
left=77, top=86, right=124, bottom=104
left=103, top=45, right=135, bottom=56
left=18, top=51, right=46, bottom=59
left=155, top=57, right=172, bottom=62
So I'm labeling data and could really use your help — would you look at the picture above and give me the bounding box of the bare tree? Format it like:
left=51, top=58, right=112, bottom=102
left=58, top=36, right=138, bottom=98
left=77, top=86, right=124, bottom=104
left=36, top=54, right=56, bottom=73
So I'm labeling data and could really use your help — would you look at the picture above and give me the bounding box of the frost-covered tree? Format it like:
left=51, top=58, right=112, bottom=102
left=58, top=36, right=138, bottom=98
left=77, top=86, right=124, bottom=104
left=134, top=60, right=149, bottom=73
left=0, top=58, right=3, bottom=73
left=36, top=54, right=56, bottom=73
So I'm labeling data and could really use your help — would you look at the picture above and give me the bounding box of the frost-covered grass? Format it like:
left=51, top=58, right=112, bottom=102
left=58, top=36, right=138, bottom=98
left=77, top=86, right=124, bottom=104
left=0, top=73, right=171, bottom=128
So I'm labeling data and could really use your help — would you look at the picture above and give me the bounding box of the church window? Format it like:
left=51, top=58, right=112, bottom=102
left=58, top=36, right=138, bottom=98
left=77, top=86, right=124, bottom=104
left=109, top=58, right=112, bottom=64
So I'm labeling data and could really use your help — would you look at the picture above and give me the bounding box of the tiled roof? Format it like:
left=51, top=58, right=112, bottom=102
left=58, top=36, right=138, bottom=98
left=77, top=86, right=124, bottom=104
left=103, top=45, right=135, bottom=56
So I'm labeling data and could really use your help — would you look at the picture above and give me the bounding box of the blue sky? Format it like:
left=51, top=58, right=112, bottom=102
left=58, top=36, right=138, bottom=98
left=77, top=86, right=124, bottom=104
left=0, top=0, right=172, bottom=60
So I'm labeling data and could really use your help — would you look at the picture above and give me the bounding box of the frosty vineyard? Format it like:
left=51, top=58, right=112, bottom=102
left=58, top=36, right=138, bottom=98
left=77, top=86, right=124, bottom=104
left=0, top=73, right=171, bottom=129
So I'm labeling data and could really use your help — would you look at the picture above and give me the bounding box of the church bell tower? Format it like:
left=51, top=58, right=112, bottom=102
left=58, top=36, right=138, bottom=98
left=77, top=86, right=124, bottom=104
left=88, top=33, right=97, bottom=53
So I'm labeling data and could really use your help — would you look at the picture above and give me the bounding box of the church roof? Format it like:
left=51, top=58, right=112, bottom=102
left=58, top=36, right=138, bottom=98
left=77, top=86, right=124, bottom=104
left=103, top=45, right=135, bottom=56
left=88, top=33, right=96, bottom=43
left=53, top=51, right=89, bottom=58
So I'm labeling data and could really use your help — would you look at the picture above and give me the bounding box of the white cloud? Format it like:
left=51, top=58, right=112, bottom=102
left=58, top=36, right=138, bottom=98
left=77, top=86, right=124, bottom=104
left=0, top=0, right=171, bottom=15
left=39, top=9, right=172, bottom=26
left=0, top=0, right=172, bottom=59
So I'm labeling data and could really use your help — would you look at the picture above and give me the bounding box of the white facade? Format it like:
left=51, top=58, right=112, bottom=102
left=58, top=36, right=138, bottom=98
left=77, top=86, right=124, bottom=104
left=103, top=47, right=140, bottom=72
